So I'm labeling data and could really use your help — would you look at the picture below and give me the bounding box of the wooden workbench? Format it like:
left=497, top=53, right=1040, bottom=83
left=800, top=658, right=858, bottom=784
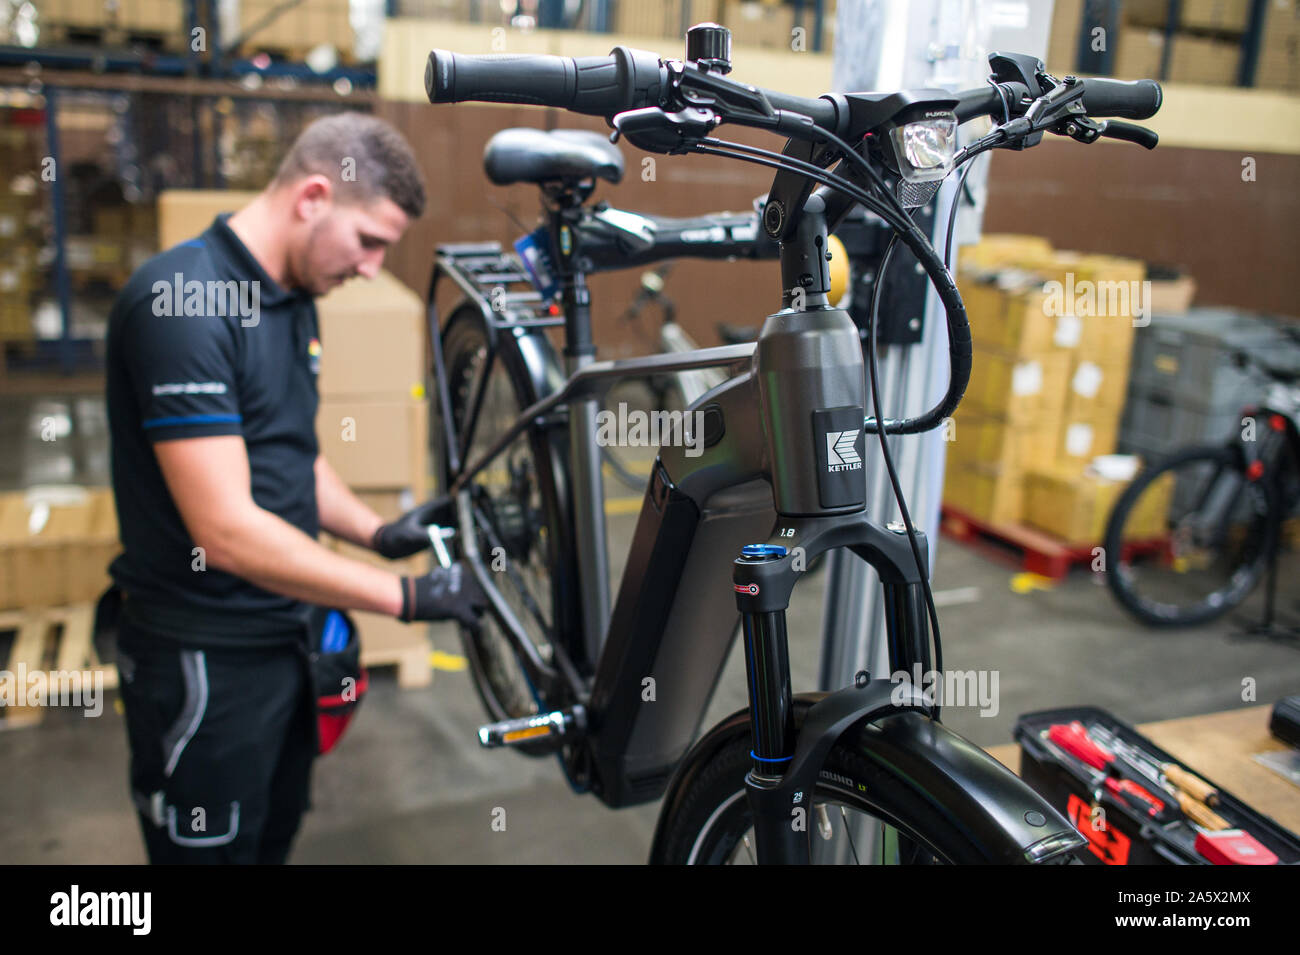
left=985, top=705, right=1299, bottom=836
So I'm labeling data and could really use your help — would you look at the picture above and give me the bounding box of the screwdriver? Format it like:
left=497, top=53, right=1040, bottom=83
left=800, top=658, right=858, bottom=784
left=1089, top=723, right=1221, bottom=807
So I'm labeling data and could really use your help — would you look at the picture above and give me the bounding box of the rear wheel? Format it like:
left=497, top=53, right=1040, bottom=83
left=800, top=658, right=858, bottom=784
left=1103, top=445, right=1277, bottom=627
left=440, top=309, right=574, bottom=739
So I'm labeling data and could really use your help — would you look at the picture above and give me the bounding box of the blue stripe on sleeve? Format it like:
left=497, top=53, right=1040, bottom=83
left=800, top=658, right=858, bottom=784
left=142, top=413, right=242, bottom=429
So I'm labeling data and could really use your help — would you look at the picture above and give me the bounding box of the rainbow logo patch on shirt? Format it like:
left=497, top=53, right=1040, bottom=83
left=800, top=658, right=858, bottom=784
left=308, top=337, right=322, bottom=375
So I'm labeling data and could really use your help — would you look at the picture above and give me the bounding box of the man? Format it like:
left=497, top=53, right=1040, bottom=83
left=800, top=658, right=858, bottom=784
left=105, top=113, right=484, bottom=864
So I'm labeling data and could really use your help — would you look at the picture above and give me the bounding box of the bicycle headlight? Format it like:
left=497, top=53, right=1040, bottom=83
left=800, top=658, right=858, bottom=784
left=889, top=113, right=958, bottom=182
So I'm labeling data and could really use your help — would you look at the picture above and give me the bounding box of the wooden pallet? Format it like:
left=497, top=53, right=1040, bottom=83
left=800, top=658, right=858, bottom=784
left=940, top=504, right=1170, bottom=580
left=0, top=604, right=118, bottom=729
left=940, top=504, right=1105, bottom=580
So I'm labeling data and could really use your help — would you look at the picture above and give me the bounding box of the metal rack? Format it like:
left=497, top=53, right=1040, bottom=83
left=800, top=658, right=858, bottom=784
left=0, top=0, right=378, bottom=377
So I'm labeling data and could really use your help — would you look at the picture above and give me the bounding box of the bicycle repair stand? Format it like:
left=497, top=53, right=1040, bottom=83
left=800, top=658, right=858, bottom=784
left=1234, top=522, right=1300, bottom=645
left=818, top=0, right=1050, bottom=690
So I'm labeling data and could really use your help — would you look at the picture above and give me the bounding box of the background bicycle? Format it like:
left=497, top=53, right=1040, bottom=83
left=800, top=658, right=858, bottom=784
left=1104, top=323, right=1300, bottom=631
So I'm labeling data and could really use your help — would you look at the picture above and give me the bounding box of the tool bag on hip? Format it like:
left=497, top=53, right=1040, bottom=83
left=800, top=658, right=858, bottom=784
left=302, top=605, right=370, bottom=755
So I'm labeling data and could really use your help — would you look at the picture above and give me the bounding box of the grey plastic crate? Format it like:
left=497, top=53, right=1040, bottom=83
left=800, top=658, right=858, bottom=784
left=1128, top=309, right=1292, bottom=413
left=1119, top=382, right=1245, bottom=458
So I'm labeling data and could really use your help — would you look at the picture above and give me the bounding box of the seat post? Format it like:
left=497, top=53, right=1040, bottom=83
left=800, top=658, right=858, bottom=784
left=547, top=200, right=612, bottom=665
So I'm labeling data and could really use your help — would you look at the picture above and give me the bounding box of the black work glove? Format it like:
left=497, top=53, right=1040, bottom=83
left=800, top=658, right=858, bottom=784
left=372, top=495, right=456, bottom=560
left=400, top=564, right=488, bottom=627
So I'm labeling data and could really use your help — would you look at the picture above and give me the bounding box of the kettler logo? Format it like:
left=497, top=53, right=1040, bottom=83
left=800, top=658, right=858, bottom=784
left=826, top=429, right=862, bottom=471
left=813, top=406, right=866, bottom=509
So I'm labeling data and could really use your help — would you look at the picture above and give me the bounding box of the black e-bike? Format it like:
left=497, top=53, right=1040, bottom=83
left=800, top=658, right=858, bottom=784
left=423, top=27, right=1165, bottom=863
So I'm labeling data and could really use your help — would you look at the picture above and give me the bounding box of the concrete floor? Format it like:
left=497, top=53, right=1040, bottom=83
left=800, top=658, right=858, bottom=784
left=2, top=390, right=1299, bottom=864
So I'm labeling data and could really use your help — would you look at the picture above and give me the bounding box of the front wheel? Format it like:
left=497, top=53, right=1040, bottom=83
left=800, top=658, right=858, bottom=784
left=655, top=718, right=1016, bottom=865
left=1103, top=444, right=1277, bottom=628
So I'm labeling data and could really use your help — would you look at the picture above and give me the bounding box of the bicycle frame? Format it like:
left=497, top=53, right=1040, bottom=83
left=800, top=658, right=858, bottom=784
left=428, top=189, right=1084, bottom=863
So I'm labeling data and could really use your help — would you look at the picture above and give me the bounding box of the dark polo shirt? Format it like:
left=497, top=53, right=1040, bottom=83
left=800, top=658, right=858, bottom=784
left=106, top=214, right=322, bottom=633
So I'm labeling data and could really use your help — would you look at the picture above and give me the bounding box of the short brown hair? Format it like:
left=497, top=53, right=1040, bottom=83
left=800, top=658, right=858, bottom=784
left=273, top=112, right=426, bottom=219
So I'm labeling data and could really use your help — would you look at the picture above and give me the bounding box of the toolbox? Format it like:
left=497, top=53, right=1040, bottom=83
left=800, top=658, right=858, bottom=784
left=1014, top=706, right=1300, bottom=865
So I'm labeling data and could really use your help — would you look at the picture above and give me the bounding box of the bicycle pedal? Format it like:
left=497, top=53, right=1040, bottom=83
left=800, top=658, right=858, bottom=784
left=478, top=708, right=577, bottom=749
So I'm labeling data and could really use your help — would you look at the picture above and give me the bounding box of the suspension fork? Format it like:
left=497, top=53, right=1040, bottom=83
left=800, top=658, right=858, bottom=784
left=730, top=519, right=934, bottom=864
left=733, top=545, right=805, bottom=864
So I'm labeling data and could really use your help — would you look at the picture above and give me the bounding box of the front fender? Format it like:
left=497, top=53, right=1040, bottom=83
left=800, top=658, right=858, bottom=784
left=650, top=686, right=1085, bottom=865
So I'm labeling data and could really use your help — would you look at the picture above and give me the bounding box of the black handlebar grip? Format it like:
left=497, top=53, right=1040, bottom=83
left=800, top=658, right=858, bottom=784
left=426, top=47, right=665, bottom=117
left=1102, top=120, right=1159, bottom=150
left=1079, top=78, right=1162, bottom=120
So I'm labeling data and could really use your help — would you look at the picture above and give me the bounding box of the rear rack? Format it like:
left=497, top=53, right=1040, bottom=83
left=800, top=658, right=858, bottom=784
left=434, top=242, right=566, bottom=331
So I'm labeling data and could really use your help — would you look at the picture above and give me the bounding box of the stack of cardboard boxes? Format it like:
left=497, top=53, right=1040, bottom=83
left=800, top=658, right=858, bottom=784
left=315, top=271, right=434, bottom=686
left=945, top=235, right=1169, bottom=545
left=0, top=487, right=119, bottom=612
left=1256, top=0, right=1300, bottom=92
left=239, top=0, right=355, bottom=60
left=1112, top=0, right=1299, bottom=90
left=158, top=189, right=435, bottom=683
left=0, top=123, right=40, bottom=342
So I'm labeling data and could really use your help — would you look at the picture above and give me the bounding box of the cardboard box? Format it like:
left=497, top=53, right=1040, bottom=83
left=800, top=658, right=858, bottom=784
left=1170, top=34, right=1241, bottom=85
left=316, top=271, right=426, bottom=399
left=119, top=0, right=184, bottom=34
left=1024, top=467, right=1172, bottom=545
left=241, top=0, right=353, bottom=56
left=1125, top=0, right=1252, bottom=33
left=158, top=190, right=258, bottom=249
left=722, top=0, right=797, bottom=49
left=1032, top=252, right=1143, bottom=366
left=1147, top=274, right=1197, bottom=315
left=615, top=0, right=722, bottom=38
left=317, top=397, right=429, bottom=494
left=943, top=463, right=1024, bottom=527
left=1056, top=415, right=1122, bottom=469
left=958, top=234, right=1055, bottom=273
left=1047, top=0, right=1084, bottom=74
left=960, top=273, right=1073, bottom=358
left=947, top=413, right=1057, bottom=473
left=964, top=348, right=1070, bottom=425
left=1063, top=358, right=1131, bottom=421
left=1115, top=28, right=1165, bottom=80
left=0, top=488, right=120, bottom=611
left=1256, top=3, right=1300, bottom=91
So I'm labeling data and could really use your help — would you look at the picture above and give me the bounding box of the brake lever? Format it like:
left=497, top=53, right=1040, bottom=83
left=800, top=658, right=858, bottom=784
left=610, top=105, right=720, bottom=155
left=1098, top=120, right=1159, bottom=150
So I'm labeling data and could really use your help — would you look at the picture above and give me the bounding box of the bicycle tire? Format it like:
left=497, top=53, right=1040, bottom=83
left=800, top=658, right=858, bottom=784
left=654, top=715, right=1075, bottom=865
left=1103, top=444, right=1278, bottom=628
left=440, top=307, right=577, bottom=740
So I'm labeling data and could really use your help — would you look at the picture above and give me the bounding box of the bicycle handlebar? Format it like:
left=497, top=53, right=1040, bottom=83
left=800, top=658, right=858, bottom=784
left=426, top=47, right=666, bottom=116
left=427, top=46, right=1161, bottom=138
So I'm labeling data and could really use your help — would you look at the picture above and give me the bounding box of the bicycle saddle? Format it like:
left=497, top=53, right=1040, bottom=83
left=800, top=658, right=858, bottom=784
left=483, top=128, right=625, bottom=186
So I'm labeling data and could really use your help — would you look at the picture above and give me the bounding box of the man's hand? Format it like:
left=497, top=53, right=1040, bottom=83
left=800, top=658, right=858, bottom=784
left=372, top=496, right=457, bottom=560
left=400, top=564, right=488, bottom=627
